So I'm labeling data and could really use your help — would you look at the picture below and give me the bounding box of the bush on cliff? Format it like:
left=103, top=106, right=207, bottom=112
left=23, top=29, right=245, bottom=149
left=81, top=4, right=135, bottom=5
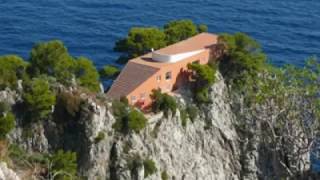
left=187, top=63, right=216, bottom=104
left=99, top=65, right=120, bottom=80
left=150, top=89, right=177, bottom=117
left=49, top=150, right=77, bottom=180
left=143, top=158, right=157, bottom=177
left=75, top=57, right=100, bottom=92
left=218, top=32, right=266, bottom=86
left=112, top=100, right=147, bottom=134
left=0, top=112, right=15, bottom=139
left=22, top=77, right=56, bottom=123
left=0, top=55, right=28, bottom=90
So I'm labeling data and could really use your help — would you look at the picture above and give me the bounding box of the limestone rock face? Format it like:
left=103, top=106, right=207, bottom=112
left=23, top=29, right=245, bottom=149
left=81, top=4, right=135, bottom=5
left=78, top=72, right=241, bottom=180
left=0, top=162, right=20, bottom=180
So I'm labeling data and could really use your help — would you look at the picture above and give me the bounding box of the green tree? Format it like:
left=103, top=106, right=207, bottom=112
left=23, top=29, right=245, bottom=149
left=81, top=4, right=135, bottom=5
left=75, top=57, right=100, bottom=92
left=127, top=109, right=147, bottom=133
left=114, top=27, right=167, bottom=64
left=197, top=24, right=208, bottom=33
left=0, top=55, right=28, bottom=90
left=164, top=19, right=198, bottom=44
left=49, top=150, right=77, bottom=180
left=29, top=40, right=75, bottom=85
left=99, top=65, right=120, bottom=79
left=218, top=32, right=266, bottom=86
left=187, top=63, right=216, bottom=103
left=23, top=78, right=56, bottom=122
left=0, top=112, right=15, bottom=139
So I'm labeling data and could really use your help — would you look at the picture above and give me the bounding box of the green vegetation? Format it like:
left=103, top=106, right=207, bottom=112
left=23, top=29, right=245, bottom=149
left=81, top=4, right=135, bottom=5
left=23, top=78, right=56, bottom=122
left=188, top=63, right=216, bottom=104
left=180, top=108, right=188, bottom=127
left=75, top=57, right=100, bottom=92
left=151, top=89, right=177, bottom=117
left=49, top=150, right=78, bottom=180
left=112, top=100, right=147, bottom=134
left=164, top=19, right=198, bottom=44
left=54, top=91, right=82, bottom=121
left=218, top=32, right=266, bottom=87
left=0, top=55, right=28, bottom=90
left=94, top=132, right=105, bottom=144
left=0, top=112, right=15, bottom=139
left=143, top=158, right=157, bottom=178
left=186, top=105, right=198, bottom=122
left=99, top=65, right=120, bottom=79
left=197, top=24, right=208, bottom=33
left=114, top=19, right=207, bottom=64
left=114, top=27, right=167, bottom=63
left=161, top=170, right=169, bottom=180
left=29, top=40, right=75, bottom=85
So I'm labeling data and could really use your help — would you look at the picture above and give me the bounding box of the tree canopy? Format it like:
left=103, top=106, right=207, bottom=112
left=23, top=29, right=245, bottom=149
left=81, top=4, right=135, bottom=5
left=49, top=150, right=78, bottom=180
left=164, top=19, right=198, bottom=44
left=75, top=57, right=100, bottom=92
left=0, top=112, right=15, bottom=139
left=0, top=55, right=28, bottom=90
left=218, top=32, right=266, bottom=86
left=114, top=19, right=207, bottom=64
left=23, top=77, right=56, bottom=122
left=114, top=27, right=166, bottom=63
left=29, top=40, right=75, bottom=85
left=99, top=65, right=120, bottom=80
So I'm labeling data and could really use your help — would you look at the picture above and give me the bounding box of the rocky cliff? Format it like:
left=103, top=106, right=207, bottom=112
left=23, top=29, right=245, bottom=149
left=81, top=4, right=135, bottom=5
left=2, top=72, right=299, bottom=180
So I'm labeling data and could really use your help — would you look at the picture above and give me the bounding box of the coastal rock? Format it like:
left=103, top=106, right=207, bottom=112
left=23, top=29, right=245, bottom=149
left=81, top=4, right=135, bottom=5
left=78, top=71, right=241, bottom=180
left=0, top=162, right=21, bottom=180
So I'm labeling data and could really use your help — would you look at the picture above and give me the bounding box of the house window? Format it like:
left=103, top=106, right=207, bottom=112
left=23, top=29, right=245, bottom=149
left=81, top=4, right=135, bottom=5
left=131, top=95, right=136, bottom=102
left=165, top=71, right=172, bottom=80
left=156, top=75, right=161, bottom=82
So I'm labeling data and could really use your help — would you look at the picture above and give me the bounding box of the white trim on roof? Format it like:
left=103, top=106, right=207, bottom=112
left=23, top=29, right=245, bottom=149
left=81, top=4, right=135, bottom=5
left=152, top=49, right=205, bottom=63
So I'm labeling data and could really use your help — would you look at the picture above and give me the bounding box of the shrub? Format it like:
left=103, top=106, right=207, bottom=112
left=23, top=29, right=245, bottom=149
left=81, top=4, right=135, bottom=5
left=94, top=132, right=105, bottom=144
left=127, top=110, right=147, bottom=133
left=50, top=150, right=77, bottom=180
left=151, top=89, right=177, bottom=117
left=197, top=24, right=208, bottom=33
left=22, top=78, right=56, bottom=123
left=188, top=63, right=216, bottom=104
left=161, top=170, right=169, bottom=180
left=112, top=101, right=147, bottom=134
left=99, top=65, right=120, bottom=79
left=218, top=33, right=266, bottom=86
left=143, top=158, right=157, bottom=178
left=180, top=108, right=188, bottom=127
left=54, top=91, right=82, bottom=121
left=186, top=105, right=198, bottom=122
left=75, top=57, right=100, bottom=92
left=0, top=55, right=28, bottom=90
left=0, top=112, right=15, bottom=139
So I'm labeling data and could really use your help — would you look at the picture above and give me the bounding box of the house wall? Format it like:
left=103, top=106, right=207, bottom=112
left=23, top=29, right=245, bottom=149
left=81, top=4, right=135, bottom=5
left=126, top=48, right=214, bottom=109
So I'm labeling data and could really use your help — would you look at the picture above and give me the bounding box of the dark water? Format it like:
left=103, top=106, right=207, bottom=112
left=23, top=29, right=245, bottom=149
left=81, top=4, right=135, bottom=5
left=1, top=0, right=320, bottom=68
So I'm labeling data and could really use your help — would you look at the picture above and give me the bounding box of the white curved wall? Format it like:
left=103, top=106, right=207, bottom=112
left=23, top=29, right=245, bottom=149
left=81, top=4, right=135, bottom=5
left=152, top=49, right=205, bottom=63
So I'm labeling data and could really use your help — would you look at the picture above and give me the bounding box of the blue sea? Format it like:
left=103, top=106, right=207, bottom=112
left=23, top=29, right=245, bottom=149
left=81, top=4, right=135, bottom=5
left=1, top=0, right=320, bottom=68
